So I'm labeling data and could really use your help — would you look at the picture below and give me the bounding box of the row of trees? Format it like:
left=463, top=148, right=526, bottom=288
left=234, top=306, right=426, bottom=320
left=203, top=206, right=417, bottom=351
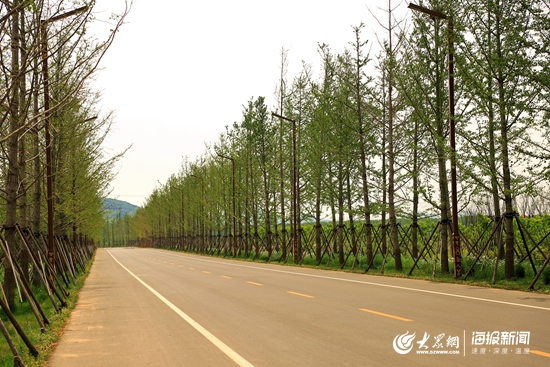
left=1, top=1, right=131, bottom=307
left=116, top=0, right=550, bottom=279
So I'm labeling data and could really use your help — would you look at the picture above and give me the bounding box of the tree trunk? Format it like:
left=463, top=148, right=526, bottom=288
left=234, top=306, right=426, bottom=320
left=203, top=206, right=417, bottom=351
left=346, top=173, right=356, bottom=256
left=278, top=49, right=288, bottom=261
left=353, top=25, right=373, bottom=267
left=337, top=161, right=345, bottom=267
left=386, top=13, right=401, bottom=271
left=263, top=169, right=272, bottom=260
left=315, top=174, right=322, bottom=262
left=412, top=118, right=419, bottom=259
left=499, top=78, right=515, bottom=279
left=4, top=1, right=21, bottom=308
left=494, top=10, right=515, bottom=280
left=381, top=111, right=387, bottom=257
left=18, top=10, right=30, bottom=285
left=435, top=20, right=449, bottom=274
left=489, top=98, right=504, bottom=260
left=486, top=11, right=504, bottom=261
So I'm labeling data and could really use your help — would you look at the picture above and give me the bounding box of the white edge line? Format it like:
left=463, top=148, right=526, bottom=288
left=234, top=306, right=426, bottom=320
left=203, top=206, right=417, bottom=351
left=152, top=249, right=550, bottom=312
left=107, top=250, right=254, bottom=367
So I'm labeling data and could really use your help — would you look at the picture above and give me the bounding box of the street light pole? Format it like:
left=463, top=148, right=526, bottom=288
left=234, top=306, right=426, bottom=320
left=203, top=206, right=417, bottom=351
left=217, top=153, right=237, bottom=257
left=408, top=2, right=462, bottom=277
left=189, top=174, right=204, bottom=252
left=172, top=185, right=185, bottom=250
left=272, top=112, right=300, bottom=264
left=41, top=6, right=88, bottom=285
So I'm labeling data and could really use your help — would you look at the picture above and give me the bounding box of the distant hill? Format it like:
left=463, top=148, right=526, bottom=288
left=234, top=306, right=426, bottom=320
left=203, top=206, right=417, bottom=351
left=103, top=198, right=139, bottom=220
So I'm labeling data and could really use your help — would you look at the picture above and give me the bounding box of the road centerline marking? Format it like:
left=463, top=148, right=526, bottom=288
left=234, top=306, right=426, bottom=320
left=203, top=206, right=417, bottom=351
left=247, top=281, right=263, bottom=286
left=164, top=252, right=550, bottom=312
left=287, top=291, right=314, bottom=299
left=107, top=250, right=254, bottom=367
left=530, top=350, right=550, bottom=358
left=221, top=275, right=232, bottom=279
left=202, top=271, right=211, bottom=274
left=359, top=308, right=413, bottom=322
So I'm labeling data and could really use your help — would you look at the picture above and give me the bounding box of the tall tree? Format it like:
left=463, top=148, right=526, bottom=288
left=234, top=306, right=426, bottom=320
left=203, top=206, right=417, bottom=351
left=373, top=0, right=408, bottom=270
left=347, top=23, right=376, bottom=266
left=460, top=0, right=545, bottom=278
left=3, top=0, right=22, bottom=307
left=405, top=0, right=453, bottom=273
left=275, top=47, right=289, bottom=258
left=1, top=1, right=131, bottom=306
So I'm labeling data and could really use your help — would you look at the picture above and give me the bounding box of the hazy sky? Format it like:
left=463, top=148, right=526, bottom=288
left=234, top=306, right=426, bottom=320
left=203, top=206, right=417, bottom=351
left=91, top=0, right=405, bottom=206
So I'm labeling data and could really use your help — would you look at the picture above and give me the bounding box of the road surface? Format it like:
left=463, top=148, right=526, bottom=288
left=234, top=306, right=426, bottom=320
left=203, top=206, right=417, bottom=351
left=49, top=248, right=550, bottom=366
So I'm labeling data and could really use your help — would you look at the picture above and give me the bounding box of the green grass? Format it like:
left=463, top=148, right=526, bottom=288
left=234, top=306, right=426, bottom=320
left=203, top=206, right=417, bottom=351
left=0, top=257, right=93, bottom=367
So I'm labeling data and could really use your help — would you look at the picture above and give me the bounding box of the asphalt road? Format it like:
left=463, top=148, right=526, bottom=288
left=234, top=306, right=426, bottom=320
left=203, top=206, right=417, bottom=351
left=49, top=248, right=550, bottom=366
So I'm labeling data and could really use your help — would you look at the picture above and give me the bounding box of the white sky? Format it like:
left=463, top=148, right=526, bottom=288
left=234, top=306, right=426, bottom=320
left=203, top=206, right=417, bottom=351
left=91, top=0, right=405, bottom=207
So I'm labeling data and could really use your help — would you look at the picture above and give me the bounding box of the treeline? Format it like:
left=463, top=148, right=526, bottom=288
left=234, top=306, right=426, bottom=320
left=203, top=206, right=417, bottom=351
left=117, top=1, right=550, bottom=280
left=0, top=1, right=131, bottom=308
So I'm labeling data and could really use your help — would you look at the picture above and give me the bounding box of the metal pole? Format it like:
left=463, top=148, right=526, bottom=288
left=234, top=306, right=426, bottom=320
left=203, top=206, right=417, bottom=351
left=272, top=113, right=299, bottom=263
left=190, top=174, right=204, bottom=252
left=40, top=22, right=55, bottom=284
left=292, top=117, right=298, bottom=263
left=408, top=3, right=461, bottom=277
left=182, top=190, right=185, bottom=249
left=172, top=186, right=185, bottom=250
left=217, top=154, right=237, bottom=256
left=231, top=160, right=236, bottom=257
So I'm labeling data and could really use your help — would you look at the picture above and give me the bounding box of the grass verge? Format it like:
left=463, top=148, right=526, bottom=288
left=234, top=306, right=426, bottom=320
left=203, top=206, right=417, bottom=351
left=0, top=254, right=94, bottom=367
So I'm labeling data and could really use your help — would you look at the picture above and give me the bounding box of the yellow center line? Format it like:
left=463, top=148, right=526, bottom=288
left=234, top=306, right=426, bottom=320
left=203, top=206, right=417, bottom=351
left=170, top=263, right=175, bottom=265
left=247, top=281, right=263, bottom=286
left=359, top=308, right=413, bottom=322
left=178, top=265, right=184, bottom=268
left=287, top=291, right=314, bottom=299
left=189, top=267, right=195, bottom=270
left=531, top=350, right=550, bottom=358
left=221, top=275, right=232, bottom=279
left=202, top=271, right=211, bottom=274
